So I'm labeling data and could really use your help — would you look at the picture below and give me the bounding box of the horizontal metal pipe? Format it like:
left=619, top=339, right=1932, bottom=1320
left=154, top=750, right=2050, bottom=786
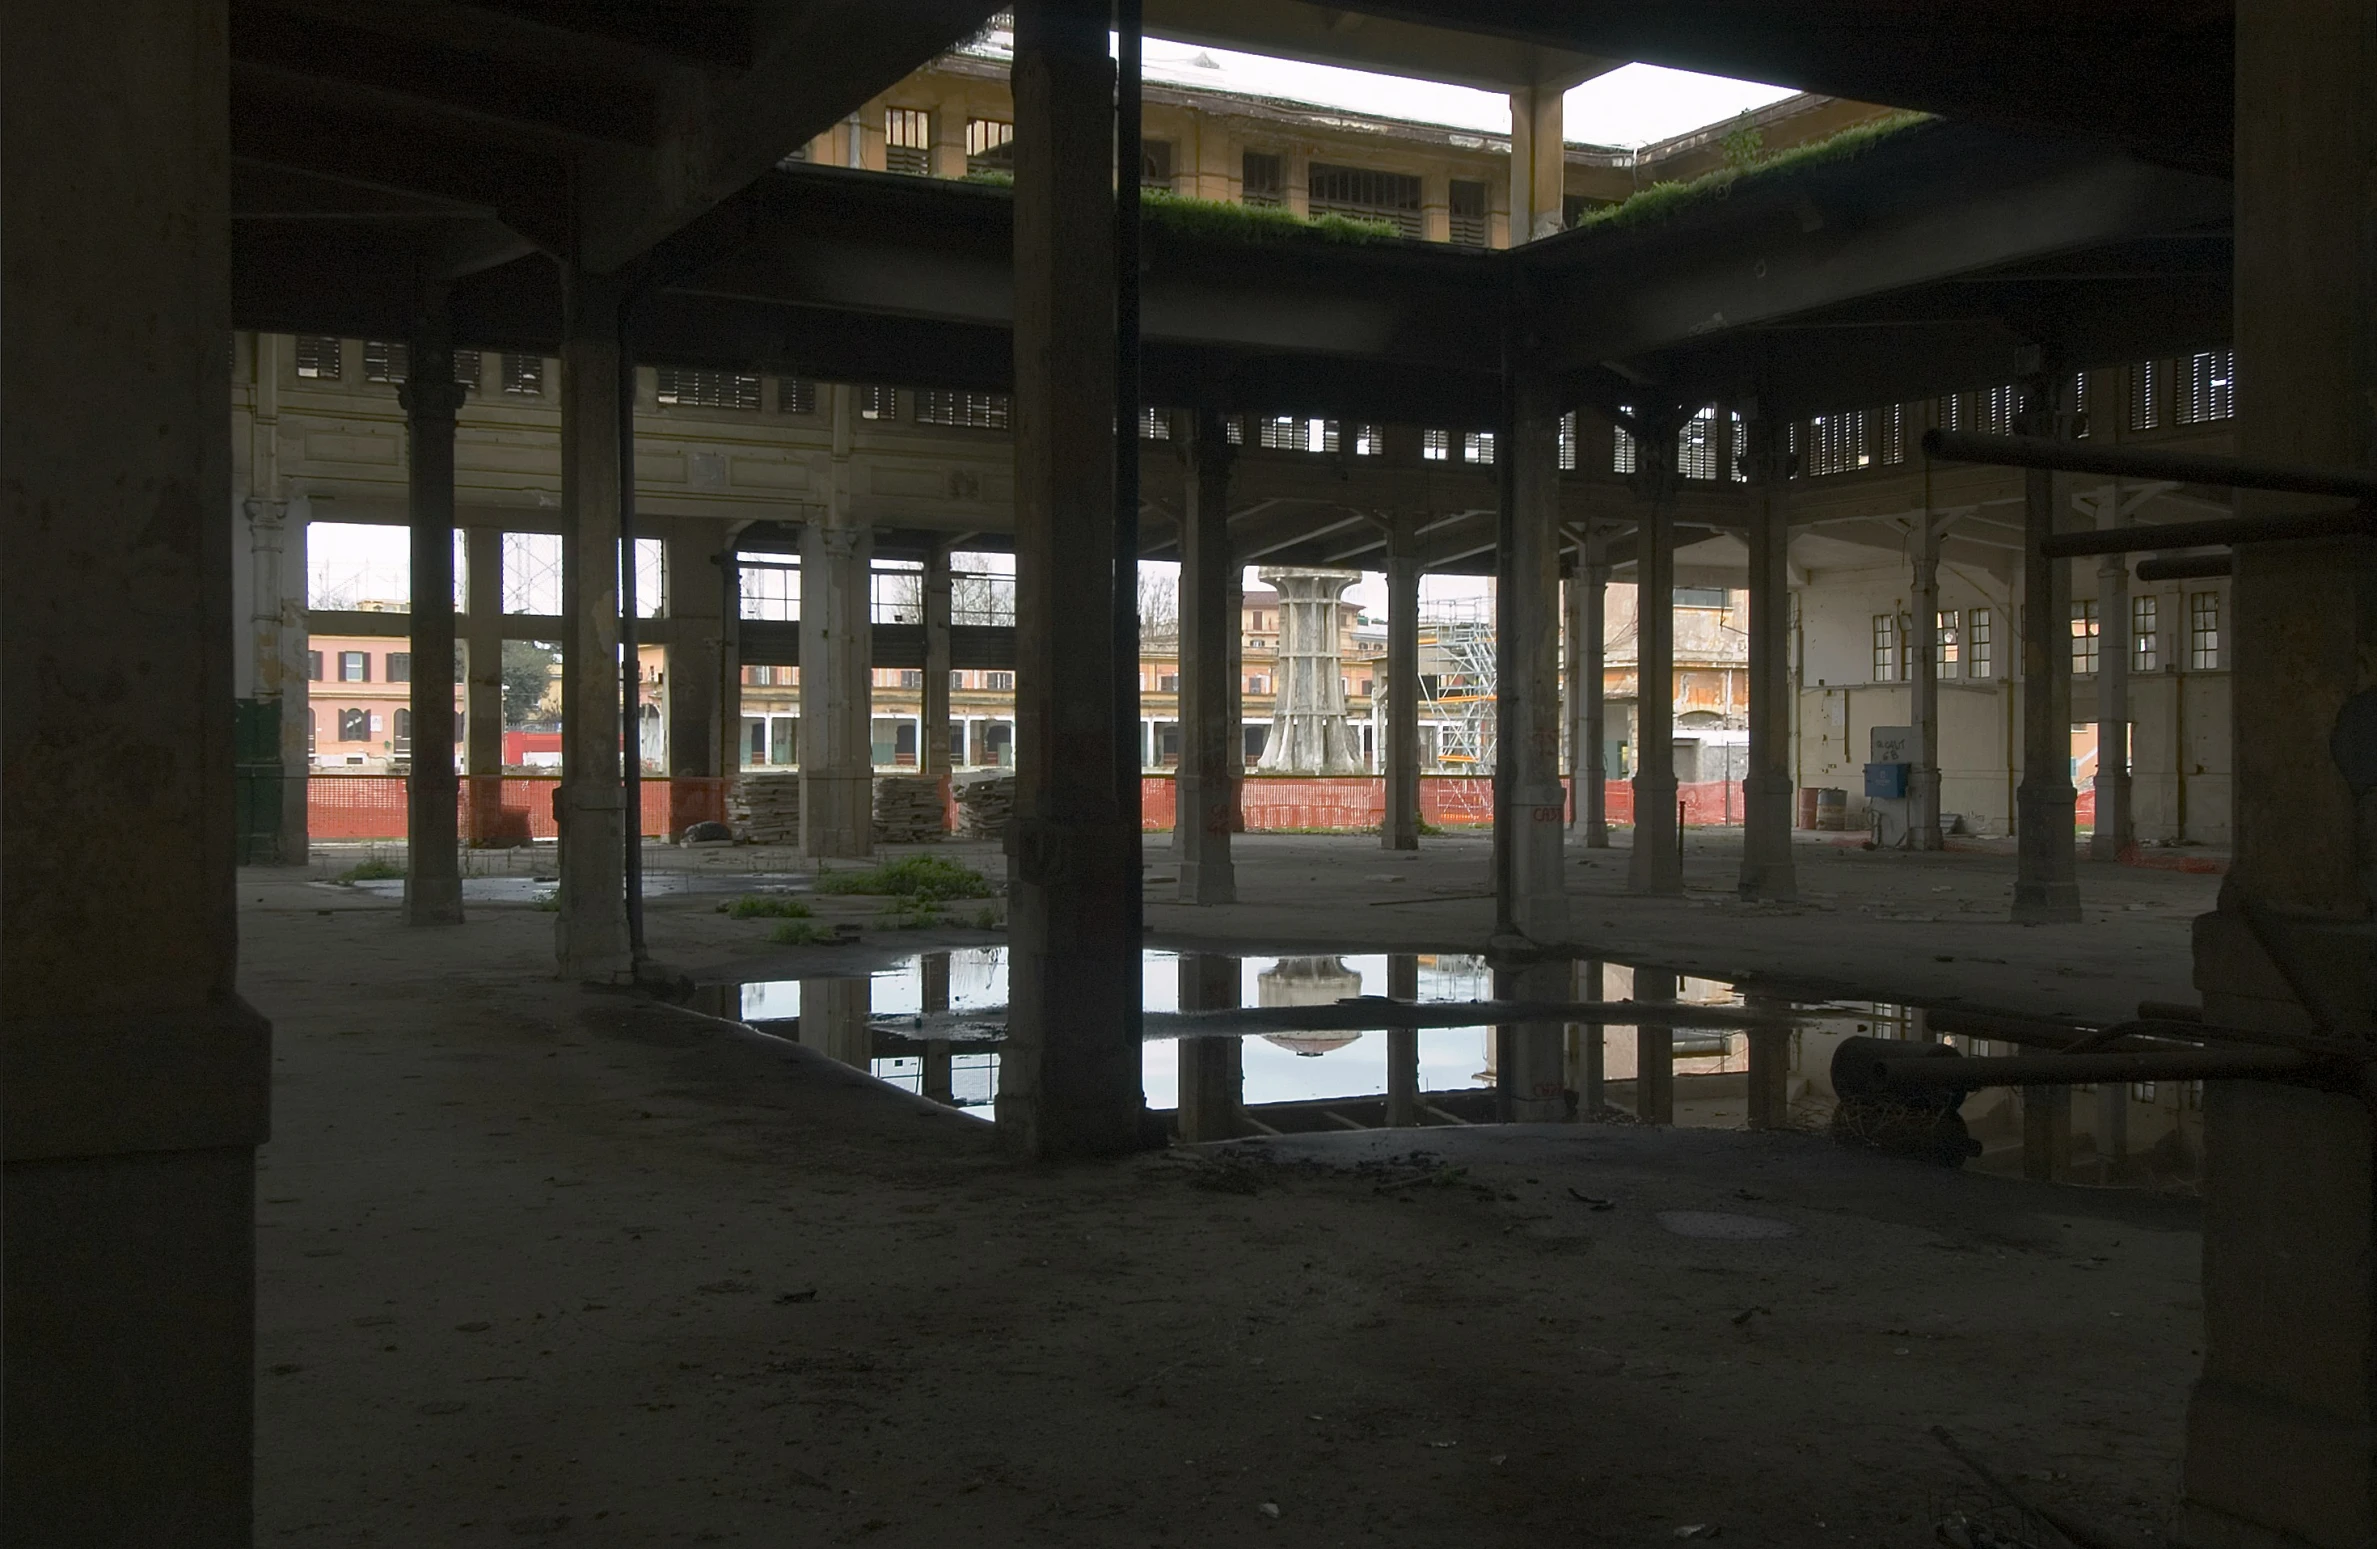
left=1924, top=428, right=2377, bottom=501
left=1868, top=1047, right=2314, bottom=1090
left=2042, top=508, right=2373, bottom=559
left=2135, top=553, right=2232, bottom=581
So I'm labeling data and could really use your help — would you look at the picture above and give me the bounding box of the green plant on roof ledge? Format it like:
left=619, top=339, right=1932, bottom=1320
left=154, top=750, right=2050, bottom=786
left=1571, top=110, right=1932, bottom=235
left=1140, top=188, right=1402, bottom=246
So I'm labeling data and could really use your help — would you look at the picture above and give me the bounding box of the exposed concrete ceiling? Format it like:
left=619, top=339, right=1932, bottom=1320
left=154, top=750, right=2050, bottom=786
left=1142, top=0, right=1617, bottom=92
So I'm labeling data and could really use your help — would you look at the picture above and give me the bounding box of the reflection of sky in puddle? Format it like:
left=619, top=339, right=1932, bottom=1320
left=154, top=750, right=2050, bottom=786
left=717, top=952, right=2210, bottom=1188
left=735, top=950, right=1504, bottom=1119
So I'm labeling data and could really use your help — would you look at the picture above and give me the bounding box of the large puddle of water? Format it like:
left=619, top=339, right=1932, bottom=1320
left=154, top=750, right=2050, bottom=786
left=697, top=950, right=2205, bottom=1190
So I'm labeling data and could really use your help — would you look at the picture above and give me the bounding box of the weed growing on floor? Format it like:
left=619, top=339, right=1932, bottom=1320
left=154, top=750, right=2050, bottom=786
left=337, top=857, right=406, bottom=883
left=768, top=919, right=836, bottom=946
left=876, top=898, right=944, bottom=930
left=722, top=895, right=811, bottom=919
left=529, top=888, right=559, bottom=912
left=968, top=906, right=1001, bottom=930
left=814, top=855, right=992, bottom=903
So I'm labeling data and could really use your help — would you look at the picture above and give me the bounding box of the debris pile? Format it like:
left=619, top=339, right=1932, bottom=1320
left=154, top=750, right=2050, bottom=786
left=953, top=773, right=1015, bottom=841
left=872, top=774, right=948, bottom=844
left=727, top=772, right=802, bottom=846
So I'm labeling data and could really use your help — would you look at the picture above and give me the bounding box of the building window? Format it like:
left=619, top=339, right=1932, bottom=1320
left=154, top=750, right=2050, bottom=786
left=294, top=336, right=342, bottom=379
left=1448, top=178, right=1489, bottom=246
left=1558, top=412, right=1577, bottom=472
left=394, top=708, right=412, bottom=749
left=339, top=650, right=370, bottom=683
left=1873, top=403, right=1908, bottom=465
left=1612, top=409, right=1636, bottom=474
left=915, top=389, right=1011, bottom=430
left=503, top=354, right=545, bottom=395
left=1246, top=673, right=1269, bottom=694
left=1969, top=608, right=1993, bottom=678
left=338, top=708, right=369, bottom=741
left=2070, top=599, right=2099, bottom=675
left=1421, top=428, right=1451, bottom=461
left=1138, top=405, right=1172, bottom=440
left=359, top=341, right=481, bottom=388
left=1259, top=416, right=1338, bottom=453
left=2189, top=590, right=2221, bottom=669
left=2129, top=1082, right=2158, bottom=1104
left=386, top=651, right=412, bottom=683
left=965, top=118, right=1014, bottom=175
left=1349, top=424, right=1381, bottom=456
left=308, top=650, right=324, bottom=682
left=2133, top=595, right=2159, bottom=671
left=1462, top=431, right=1495, bottom=465
left=655, top=367, right=761, bottom=411
left=1674, top=587, right=1727, bottom=609
left=1306, top=163, right=1423, bottom=237
left=1140, top=138, right=1175, bottom=191
left=859, top=384, right=896, bottom=420
left=1806, top=410, right=1869, bottom=476
left=2128, top=361, right=2160, bottom=432
left=1241, top=149, right=1283, bottom=206
left=898, top=669, right=924, bottom=689
left=1936, top=610, right=1960, bottom=676
left=1871, top=614, right=1901, bottom=682
left=1677, top=407, right=1719, bottom=480
left=983, top=671, right=1013, bottom=691
left=2180, top=349, right=2235, bottom=425
left=884, top=107, right=931, bottom=175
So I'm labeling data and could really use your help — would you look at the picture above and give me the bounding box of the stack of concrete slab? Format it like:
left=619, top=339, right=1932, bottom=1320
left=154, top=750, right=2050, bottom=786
left=873, top=774, right=947, bottom=844
left=727, top=772, right=802, bottom=845
left=953, top=773, right=1015, bottom=841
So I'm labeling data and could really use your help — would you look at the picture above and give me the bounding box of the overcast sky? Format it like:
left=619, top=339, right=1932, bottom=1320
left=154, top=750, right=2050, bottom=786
left=310, top=48, right=1786, bottom=615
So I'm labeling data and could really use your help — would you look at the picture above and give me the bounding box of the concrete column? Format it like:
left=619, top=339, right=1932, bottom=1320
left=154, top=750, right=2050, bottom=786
left=464, top=525, right=506, bottom=839
left=2012, top=370, right=2081, bottom=922
left=2021, top=1085, right=2071, bottom=1182
left=1568, top=958, right=1606, bottom=1116
left=556, top=274, right=634, bottom=980
left=801, top=386, right=876, bottom=859
left=1745, top=995, right=1792, bottom=1131
left=1177, top=410, right=1237, bottom=902
left=2182, top=5, right=2377, bottom=1544
left=1910, top=504, right=1947, bottom=852
left=2094, top=1080, right=2128, bottom=1182
left=666, top=524, right=725, bottom=778
left=1494, top=369, right=1570, bottom=1122
left=1572, top=528, right=1611, bottom=847
left=2, top=2, right=268, bottom=1536
left=401, top=308, right=465, bottom=926
left=1739, top=415, right=1799, bottom=894
left=1383, top=511, right=1422, bottom=850
left=998, top=1, right=1143, bottom=1158
left=1176, top=953, right=1242, bottom=1141
left=245, top=330, right=310, bottom=864
left=922, top=543, right=953, bottom=777
left=2091, top=499, right=2134, bottom=860
left=1628, top=419, right=1683, bottom=895
left=1505, top=82, right=1565, bottom=244
left=1385, top=953, right=1420, bottom=1127
left=1634, top=967, right=1677, bottom=1124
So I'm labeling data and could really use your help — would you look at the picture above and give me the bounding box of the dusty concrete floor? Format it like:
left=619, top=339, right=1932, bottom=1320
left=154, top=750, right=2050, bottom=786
left=250, top=834, right=2217, bottom=1545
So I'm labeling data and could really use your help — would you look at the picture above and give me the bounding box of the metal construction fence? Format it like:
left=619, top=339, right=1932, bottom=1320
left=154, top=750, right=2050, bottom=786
left=306, top=773, right=1759, bottom=842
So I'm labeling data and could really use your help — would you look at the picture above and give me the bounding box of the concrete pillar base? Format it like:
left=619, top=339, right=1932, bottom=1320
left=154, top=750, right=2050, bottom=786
left=800, top=770, right=875, bottom=861
left=1628, top=775, right=1684, bottom=896
left=1738, top=773, right=1798, bottom=901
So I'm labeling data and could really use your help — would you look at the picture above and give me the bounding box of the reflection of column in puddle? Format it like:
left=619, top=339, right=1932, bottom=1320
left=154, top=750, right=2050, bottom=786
left=921, top=952, right=954, bottom=1105
left=1568, top=959, right=1605, bottom=1118
left=1634, top=967, right=1677, bottom=1125
left=798, top=976, right=872, bottom=1069
left=1385, top=954, right=1419, bottom=1127
left=689, top=982, right=735, bottom=1023
left=1177, top=954, right=1243, bottom=1141
left=1745, top=991, right=1792, bottom=1130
